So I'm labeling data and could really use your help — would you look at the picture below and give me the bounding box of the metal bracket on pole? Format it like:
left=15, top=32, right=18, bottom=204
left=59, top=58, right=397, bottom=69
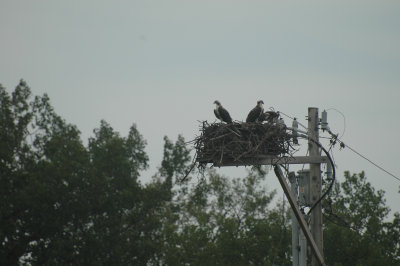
left=274, top=165, right=325, bottom=266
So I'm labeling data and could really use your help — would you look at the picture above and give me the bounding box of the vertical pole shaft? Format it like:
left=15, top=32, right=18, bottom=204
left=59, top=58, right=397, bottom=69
left=299, top=227, right=307, bottom=266
left=308, top=107, right=323, bottom=266
left=298, top=170, right=308, bottom=266
left=274, top=166, right=325, bottom=265
left=289, top=173, right=299, bottom=266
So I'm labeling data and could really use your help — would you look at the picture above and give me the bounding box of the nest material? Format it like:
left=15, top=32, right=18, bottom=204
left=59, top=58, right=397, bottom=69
left=195, top=121, right=293, bottom=166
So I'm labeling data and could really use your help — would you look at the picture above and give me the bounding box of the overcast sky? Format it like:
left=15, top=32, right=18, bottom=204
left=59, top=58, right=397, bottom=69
left=1, top=1, right=399, bottom=215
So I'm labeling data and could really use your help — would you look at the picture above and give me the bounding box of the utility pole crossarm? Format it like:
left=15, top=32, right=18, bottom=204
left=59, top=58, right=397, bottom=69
left=213, top=156, right=328, bottom=167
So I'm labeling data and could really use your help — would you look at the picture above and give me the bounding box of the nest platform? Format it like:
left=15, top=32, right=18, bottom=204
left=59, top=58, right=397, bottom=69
left=195, top=122, right=293, bottom=166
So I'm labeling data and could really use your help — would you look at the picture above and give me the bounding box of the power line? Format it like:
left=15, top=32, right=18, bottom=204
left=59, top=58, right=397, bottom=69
left=339, top=140, right=400, bottom=183
left=323, top=115, right=400, bottom=183
left=305, top=136, right=336, bottom=216
left=278, top=110, right=308, bottom=131
left=280, top=108, right=399, bottom=182
left=325, top=108, right=346, bottom=139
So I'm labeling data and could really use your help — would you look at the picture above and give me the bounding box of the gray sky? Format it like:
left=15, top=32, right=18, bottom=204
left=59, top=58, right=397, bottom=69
left=1, top=1, right=399, bottom=215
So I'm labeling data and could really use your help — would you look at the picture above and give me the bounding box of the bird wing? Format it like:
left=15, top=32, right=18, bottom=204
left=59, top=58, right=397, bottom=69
left=219, top=107, right=232, bottom=123
left=246, top=106, right=261, bottom=122
left=257, top=112, right=266, bottom=122
left=263, top=111, right=279, bottom=122
left=214, top=109, right=221, bottom=120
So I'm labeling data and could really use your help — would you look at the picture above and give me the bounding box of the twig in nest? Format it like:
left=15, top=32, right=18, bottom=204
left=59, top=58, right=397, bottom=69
left=225, top=126, right=242, bottom=137
left=193, top=121, right=294, bottom=166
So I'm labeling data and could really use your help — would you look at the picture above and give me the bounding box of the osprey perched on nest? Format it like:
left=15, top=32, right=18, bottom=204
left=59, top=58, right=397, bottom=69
left=246, top=100, right=264, bottom=122
left=213, top=100, right=233, bottom=124
left=259, top=111, right=280, bottom=124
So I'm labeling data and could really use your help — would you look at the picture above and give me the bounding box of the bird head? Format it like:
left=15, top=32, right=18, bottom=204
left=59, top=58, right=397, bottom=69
left=214, top=100, right=221, bottom=106
left=257, top=100, right=264, bottom=106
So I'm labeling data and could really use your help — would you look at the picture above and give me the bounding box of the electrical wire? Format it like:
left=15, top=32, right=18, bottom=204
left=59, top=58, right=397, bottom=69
left=276, top=109, right=398, bottom=208
left=274, top=132, right=336, bottom=216
left=298, top=134, right=336, bottom=216
left=325, top=108, right=346, bottom=139
left=329, top=148, right=337, bottom=170
left=278, top=110, right=308, bottom=131
left=337, top=140, right=400, bottom=183
left=275, top=111, right=337, bottom=215
left=324, top=127, right=400, bottom=183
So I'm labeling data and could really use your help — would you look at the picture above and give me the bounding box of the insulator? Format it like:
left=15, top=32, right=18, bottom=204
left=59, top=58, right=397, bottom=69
left=321, top=110, right=328, bottom=131
left=292, top=118, right=299, bottom=144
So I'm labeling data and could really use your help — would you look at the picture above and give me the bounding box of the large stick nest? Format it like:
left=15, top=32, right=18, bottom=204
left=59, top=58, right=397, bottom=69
left=194, top=121, right=293, bottom=166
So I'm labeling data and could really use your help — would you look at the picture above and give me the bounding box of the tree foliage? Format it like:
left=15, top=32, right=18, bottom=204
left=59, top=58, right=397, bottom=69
left=0, top=81, right=154, bottom=265
left=157, top=167, right=291, bottom=265
left=324, top=171, right=400, bottom=265
left=1, top=81, right=399, bottom=265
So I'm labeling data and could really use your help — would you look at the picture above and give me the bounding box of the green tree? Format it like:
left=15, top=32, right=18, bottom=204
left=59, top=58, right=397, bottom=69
left=3, top=81, right=400, bottom=265
left=157, top=164, right=291, bottom=265
left=324, top=171, right=400, bottom=265
left=0, top=81, right=292, bottom=265
left=146, top=135, right=193, bottom=264
left=1, top=80, right=36, bottom=265
left=0, top=81, right=159, bottom=265
left=0, top=80, right=91, bottom=264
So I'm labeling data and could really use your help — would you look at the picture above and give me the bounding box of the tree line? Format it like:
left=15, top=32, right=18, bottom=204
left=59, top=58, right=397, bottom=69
left=1, top=80, right=399, bottom=265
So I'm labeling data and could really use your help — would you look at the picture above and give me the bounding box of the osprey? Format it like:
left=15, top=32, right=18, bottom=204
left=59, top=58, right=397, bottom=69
left=259, top=111, right=280, bottom=124
left=214, top=100, right=233, bottom=124
left=277, top=117, right=286, bottom=129
left=246, top=100, right=264, bottom=122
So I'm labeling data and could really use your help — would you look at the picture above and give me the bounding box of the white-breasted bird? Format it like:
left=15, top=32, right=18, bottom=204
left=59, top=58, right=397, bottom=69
left=246, top=100, right=264, bottom=122
left=214, top=100, right=233, bottom=124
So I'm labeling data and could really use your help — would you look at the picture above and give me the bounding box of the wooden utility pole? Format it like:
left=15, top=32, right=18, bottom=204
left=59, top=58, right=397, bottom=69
left=206, top=107, right=327, bottom=265
left=289, top=172, right=299, bottom=266
left=274, top=166, right=325, bottom=266
left=308, top=107, right=323, bottom=266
